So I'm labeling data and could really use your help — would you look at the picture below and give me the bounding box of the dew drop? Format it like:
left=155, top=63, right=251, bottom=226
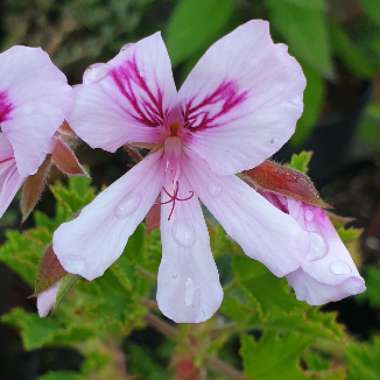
left=308, top=232, right=328, bottom=261
left=329, top=261, right=352, bottom=275
left=171, top=273, right=178, bottom=279
left=172, top=220, right=196, bottom=247
left=305, top=209, right=314, bottom=222
left=61, top=255, right=85, bottom=273
left=208, top=182, right=223, bottom=197
left=185, top=278, right=195, bottom=306
left=115, top=194, right=141, bottom=219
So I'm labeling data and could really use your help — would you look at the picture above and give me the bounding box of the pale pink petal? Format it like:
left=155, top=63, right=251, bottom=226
left=179, top=20, right=305, bottom=175
left=184, top=155, right=309, bottom=277
left=157, top=176, right=223, bottom=323
left=285, top=200, right=365, bottom=305
left=287, top=269, right=365, bottom=305
left=53, top=152, right=163, bottom=280
left=68, top=32, right=177, bottom=152
left=0, top=46, right=72, bottom=177
left=37, top=283, right=59, bottom=318
left=0, top=133, right=23, bottom=218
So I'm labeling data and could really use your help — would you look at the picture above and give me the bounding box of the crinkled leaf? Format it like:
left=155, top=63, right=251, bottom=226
left=241, top=332, right=311, bottom=380
left=0, top=228, right=50, bottom=286
left=50, top=176, right=95, bottom=216
left=1, top=308, right=61, bottom=350
left=346, top=338, right=380, bottom=380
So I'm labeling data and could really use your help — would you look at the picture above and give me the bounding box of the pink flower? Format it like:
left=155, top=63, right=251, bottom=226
left=53, top=20, right=309, bottom=323
left=262, top=191, right=366, bottom=304
left=0, top=46, right=72, bottom=218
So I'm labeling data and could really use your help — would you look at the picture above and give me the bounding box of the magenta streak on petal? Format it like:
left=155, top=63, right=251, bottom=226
left=183, top=80, right=248, bottom=131
left=111, top=56, right=166, bottom=128
left=0, top=157, right=13, bottom=165
left=0, top=91, right=13, bottom=123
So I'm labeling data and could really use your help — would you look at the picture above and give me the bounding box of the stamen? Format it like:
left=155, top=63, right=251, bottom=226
left=159, top=181, right=194, bottom=220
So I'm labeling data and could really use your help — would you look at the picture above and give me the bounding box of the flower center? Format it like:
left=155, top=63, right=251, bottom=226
left=169, top=121, right=181, bottom=137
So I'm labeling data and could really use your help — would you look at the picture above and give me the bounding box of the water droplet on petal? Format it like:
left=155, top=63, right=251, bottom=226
left=61, top=255, right=85, bottom=273
left=305, top=209, right=314, bottom=222
left=329, top=261, right=352, bottom=275
left=115, top=194, right=141, bottom=219
left=171, top=273, right=178, bottom=279
left=172, top=220, right=196, bottom=247
left=308, top=232, right=328, bottom=261
left=185, top=278, right=195, bottom=306
left=208, top=182, right=223, bottom=197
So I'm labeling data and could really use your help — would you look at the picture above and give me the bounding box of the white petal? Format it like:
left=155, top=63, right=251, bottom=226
left=179, top=20, right=305, bottom=175
left=68, top=32, right=177, bottom=152
left=157, top=176, right=223, bottom=323
left=37, top=283, right=59, bottom=318
left=53, top=152, right=163, bottom=280
left=185, top=155, right=309, bottom=277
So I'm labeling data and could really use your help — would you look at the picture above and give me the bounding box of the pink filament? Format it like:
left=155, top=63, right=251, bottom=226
left=160, top=181, right=194, bottom=220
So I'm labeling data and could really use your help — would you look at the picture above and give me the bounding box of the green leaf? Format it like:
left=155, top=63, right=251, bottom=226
left=288, top=151, right=313, bottom=173
left=1, top=308, right=61, bottom=350
left=38, top=371, right=84, bottom=380
left=346, top=337, right=380, bottom=380
left=0, top=228, right=49, bottom=286
left=266, top=0, right=333, bottom=77
left=361, top=266, right=380, bottom=307
left=337, top=226, right=362, bottom=244
left=231, top=256, right=345, bottom=341
left=50, top=176, right=95, bottom=217
left=292, top=65, right=325, bottom=145
left=331, top=22, right=375, bottom=78
left=241, top=332, right=311, bottom=380
left=360, top=0, right=380, bottom=28
left=166, top=0, right=233, bottom=66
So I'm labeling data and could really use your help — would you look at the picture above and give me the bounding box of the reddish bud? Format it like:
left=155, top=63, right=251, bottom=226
left=145, top=202, right=161, bottom=233
left=58, top=121, right=76, bottom=138
left=20, top=156, right=52, bottom=223
left=35, top=245, right=67, bottom=295
left=244, top=160, right=329, bottom=209
left=174, top=358, right=202, bottom=380
left=123, top=144, right=144, bottom=163
left=52, top=137, right=88, bottom=177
